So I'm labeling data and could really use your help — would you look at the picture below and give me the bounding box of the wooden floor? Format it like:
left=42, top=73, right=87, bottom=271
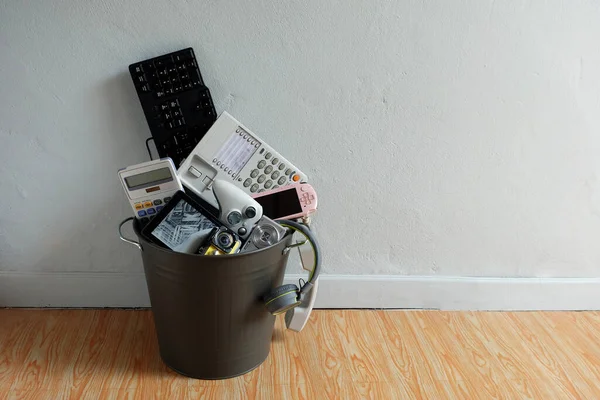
left=1, top=310, right=600, bottom=400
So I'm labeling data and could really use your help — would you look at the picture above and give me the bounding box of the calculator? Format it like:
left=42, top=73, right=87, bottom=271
left=129, top=48, right=217, bottom=167
left=118, top=158, right=184, bottom=225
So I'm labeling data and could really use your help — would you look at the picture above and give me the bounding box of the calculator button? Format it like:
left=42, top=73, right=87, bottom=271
left=143, top=201, right=153, bottom=208
left=271, top=171, right=280, bottom=180
left=272, top=157, right=279, bottom=165
left=278, top=176, right=287, bottom=185
left=264, top=180, right=273, bottom=189
left=134, top=203, right=143, bottom=210
left=258, top=160, right=267, bottom=169
left=250, top=184, right=259, bottom=193
left=264, top=165, right=273, bottom=174
left=138, top=210, right=147, bottom=217
left=265, top=152, right=272, bottom=160
left=153, top=199, right=163, bottom=205
left=156, top=206, right=164, bottom=212
left=244, top=179, right=252, bottom=187
left=250, top=169, right=259, bottom=178
left=278, top=163, right=286, bottom=171
left=257, top=175, right=266, bottom=184
left=164, top=197, right=172, bottom=203
left=146, top=208, right=156, bottom=215
left=285, top=168, right=292, bottom=175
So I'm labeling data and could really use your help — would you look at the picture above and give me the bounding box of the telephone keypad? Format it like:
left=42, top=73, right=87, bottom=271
left=240, top=149, right=302, bottom=192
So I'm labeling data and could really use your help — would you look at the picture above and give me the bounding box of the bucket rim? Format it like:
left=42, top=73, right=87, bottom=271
left=125, top=217, right=292, bottom=258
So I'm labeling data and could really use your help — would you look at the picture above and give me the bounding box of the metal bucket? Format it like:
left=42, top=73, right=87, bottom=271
left=118, top=217, right=293, bottom=379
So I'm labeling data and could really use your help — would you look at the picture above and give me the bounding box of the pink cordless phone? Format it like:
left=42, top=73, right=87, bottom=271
left=251, top=183, right=317, bottom=220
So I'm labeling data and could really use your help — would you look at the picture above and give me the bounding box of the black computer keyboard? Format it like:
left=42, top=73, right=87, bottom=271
left=129, top=48, right=217, bottom=166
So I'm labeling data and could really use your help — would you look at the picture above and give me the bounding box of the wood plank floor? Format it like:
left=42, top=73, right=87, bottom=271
left=1, top=310, right=600, bottom=399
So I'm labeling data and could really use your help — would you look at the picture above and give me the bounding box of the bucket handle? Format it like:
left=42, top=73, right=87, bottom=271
left=118, top=217, right=142, bottom=251
left=283, top=238, right=307, bottom=255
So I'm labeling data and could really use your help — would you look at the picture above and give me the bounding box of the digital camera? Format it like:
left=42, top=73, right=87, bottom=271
left=240, top=216, right=287, bottom=253
left=198, top=226, right=242, bottom=255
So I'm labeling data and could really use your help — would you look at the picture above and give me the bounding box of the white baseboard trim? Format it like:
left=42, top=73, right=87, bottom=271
left=1, top=271, right=600, bottom=310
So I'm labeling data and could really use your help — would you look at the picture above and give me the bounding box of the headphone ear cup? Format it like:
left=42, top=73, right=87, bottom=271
left=264, top=284, right=301, bottom=315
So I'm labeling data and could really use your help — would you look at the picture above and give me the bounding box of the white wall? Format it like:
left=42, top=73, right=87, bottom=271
left=1, top=1, right=600, bottom=306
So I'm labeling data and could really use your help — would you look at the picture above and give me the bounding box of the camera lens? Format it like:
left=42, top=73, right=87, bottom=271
left=245, top=207, right=257, bottom=218
left=251, top=225, right=280, bottom=248
left=227, top=211, right=242, bottom=225
left=217, top=232, right=233, bottom=248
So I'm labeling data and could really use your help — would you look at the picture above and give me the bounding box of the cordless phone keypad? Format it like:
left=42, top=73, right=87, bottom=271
left=240, top=150, right=302, bottom=193
left=129, top=48, right=217, bottom=167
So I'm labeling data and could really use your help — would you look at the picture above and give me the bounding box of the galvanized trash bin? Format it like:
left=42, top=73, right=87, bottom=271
left=118, top=217, right=293, bottom=379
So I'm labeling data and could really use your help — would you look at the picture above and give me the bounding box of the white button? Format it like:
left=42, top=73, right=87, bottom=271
left=188, top=166, right=202, bottom=178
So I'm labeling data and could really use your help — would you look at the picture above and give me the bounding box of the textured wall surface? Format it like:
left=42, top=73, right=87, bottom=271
left=1, top=1, right=600, bottom=277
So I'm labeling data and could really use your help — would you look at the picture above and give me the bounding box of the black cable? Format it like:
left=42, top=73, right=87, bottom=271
left=145, top=137, right=154, bottom=160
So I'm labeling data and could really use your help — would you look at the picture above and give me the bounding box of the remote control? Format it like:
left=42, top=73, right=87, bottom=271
left=129, top=48, right=217, bottom=167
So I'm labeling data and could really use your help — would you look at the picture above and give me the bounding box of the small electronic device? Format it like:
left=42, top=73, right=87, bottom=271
left=263, top=220, right=321, bottom=316
left=252, top=183, right=317, bottom=220
left=198, top=226, right=242, bottom=255
left=141, top=190, right=220, bottom=251
left=212, top=179, right=262, bottom=239
left=240, top=216, right=288, bottom=253
left=118, top=158, right=183, bottom=224
left=178, top=112, right=308, bottom=209
left=129, top=48, right=217, bottom=166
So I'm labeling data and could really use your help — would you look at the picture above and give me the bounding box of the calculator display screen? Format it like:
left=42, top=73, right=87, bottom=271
left=125, top=168, right=173, bottom=190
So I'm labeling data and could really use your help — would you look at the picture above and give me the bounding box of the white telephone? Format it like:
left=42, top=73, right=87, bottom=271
left=178, top=112, right=308, bottom=209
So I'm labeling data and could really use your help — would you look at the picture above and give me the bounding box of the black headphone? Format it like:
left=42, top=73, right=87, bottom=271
left=263, top=220, right=321, bottom=315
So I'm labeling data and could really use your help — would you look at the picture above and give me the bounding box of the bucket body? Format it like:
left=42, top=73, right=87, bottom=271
left=132, top=220, right=291, bottom=379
